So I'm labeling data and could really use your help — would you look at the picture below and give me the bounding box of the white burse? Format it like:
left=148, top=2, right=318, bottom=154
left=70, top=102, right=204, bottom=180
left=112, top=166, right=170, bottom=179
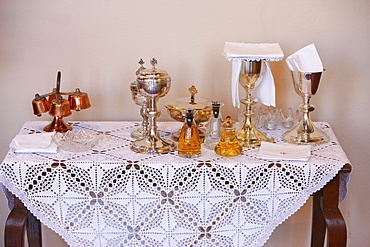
left=257, top=141, right=311, bottom=161
left=223, top=42, right=284, bottom=108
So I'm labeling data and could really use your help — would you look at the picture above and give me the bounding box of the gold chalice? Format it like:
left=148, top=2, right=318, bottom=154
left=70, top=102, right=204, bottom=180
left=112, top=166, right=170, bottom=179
left=236, top=60, right=273, bottom=147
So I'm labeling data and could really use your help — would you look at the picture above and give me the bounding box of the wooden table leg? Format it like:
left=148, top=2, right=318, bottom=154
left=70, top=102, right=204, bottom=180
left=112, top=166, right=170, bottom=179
left=5, top=196, right=28, bottom=247
left=311, top=190, right=326, bottom=247
left=27, top=211, right=43, bottom=247
left=311, top=164, right=351, bottom=247
left=4, top=196, right=42, bottom=247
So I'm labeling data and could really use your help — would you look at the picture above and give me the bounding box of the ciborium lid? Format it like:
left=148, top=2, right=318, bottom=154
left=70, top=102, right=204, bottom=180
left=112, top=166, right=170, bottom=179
left=136, top=58, right=170, bottom=81
left=165, top=85, right=211, bottom=111
left=136, top=58, right=171, bottom=98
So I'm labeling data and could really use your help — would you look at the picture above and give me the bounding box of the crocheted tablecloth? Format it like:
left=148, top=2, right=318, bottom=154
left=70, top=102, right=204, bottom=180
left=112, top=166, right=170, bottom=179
left=0, top=121, right=350, bottom=247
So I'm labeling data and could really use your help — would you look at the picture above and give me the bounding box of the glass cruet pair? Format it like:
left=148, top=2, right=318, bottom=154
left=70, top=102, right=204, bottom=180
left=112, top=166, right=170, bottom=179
left=204, top=101, right=242, bottom=157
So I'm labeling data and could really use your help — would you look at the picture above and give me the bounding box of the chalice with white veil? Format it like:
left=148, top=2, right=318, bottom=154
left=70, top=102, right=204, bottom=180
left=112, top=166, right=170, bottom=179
left=236, top=60, right=273, bottom=147
left=223, top=42, right=284, bottom=147
left=283, top=44, right=329, bottom=144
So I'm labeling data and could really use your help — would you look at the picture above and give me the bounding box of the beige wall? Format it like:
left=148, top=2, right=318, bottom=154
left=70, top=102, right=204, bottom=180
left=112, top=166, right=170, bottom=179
left=1, top=0, right=369, bottom=246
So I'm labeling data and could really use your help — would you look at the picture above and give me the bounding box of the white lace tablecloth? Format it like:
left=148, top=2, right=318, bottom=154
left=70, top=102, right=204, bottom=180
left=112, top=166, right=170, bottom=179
left=0, top=121, right=351, bottom=247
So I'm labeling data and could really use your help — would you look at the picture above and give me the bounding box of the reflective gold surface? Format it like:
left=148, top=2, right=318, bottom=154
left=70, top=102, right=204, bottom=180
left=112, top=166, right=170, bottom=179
left=178, top=108, right=201, bottom=158
left=165, top=85, right=212, bottom=142
left=215, top=116, right=242, bottom=157
left=237, top=60, right=273, bottom=147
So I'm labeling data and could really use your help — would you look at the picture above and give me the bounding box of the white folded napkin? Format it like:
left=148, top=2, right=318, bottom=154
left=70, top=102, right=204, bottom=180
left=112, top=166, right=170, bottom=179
left=286, top=44, right=323, bottom=72
left=224, top=42, right=284, bottom=108
left=10, top=132, right=57, bottom=153
left=256, top=141, right=311, bottom=161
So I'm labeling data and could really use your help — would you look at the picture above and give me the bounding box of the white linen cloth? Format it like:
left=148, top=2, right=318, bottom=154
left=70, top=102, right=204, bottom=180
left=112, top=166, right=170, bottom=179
left=0, top=121, right=351, bottom=247
left=286, top=44, right=323, bottom=72
left=10, top=132, right=57, bottom=153
left=257, top=141, right=311, bottom=161
left=224, top=42, right=284, bottom=108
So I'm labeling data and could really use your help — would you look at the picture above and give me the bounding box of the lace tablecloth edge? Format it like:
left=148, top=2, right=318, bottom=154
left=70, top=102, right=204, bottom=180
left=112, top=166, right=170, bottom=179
left=0, top=178, right=78, bottom=247
left=256, top=162, right=350, bottom=247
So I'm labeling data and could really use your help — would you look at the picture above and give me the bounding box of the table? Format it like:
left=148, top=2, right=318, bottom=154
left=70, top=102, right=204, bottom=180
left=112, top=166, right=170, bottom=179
left=0, top=121, right=351, bottom=247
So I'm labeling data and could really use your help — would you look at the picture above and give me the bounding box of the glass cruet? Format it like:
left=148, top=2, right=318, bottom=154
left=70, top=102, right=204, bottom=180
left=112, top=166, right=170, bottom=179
left=204, top=101, right=223, bottom=150
left=178, top=108, right=202, bottom=158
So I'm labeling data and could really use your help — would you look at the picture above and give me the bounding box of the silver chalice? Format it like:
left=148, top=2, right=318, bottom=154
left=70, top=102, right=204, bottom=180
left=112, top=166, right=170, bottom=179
left=283, top=71, right=329, bottom=144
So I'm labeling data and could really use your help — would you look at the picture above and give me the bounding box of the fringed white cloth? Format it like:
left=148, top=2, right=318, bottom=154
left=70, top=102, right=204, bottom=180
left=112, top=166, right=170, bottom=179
left=224, top=42, right=284, bottom=108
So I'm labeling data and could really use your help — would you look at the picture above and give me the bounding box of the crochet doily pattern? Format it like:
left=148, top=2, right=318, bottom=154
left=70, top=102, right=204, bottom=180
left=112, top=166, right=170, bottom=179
left=0, top=121, right=350, bottom=247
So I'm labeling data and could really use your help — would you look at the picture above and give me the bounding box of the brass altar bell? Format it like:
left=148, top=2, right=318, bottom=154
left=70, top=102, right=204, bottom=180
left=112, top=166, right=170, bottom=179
left=32, top=71, right=91, bottom=132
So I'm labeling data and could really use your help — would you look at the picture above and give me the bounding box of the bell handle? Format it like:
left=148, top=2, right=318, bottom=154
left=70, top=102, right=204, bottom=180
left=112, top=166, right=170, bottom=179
left=56, top=71, right=61, bottom=94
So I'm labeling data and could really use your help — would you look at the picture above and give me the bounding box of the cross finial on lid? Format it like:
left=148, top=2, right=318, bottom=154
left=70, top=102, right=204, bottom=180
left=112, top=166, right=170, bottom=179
left=150, top=58, right=157, bottom=70
left=188, top=85, right=198, bottom=105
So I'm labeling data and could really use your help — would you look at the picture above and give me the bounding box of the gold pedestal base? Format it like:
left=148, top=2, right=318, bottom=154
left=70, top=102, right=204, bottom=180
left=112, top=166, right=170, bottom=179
left=236, top=126, right=273, bottom=148
left=44, top=117, right=72, bottom=132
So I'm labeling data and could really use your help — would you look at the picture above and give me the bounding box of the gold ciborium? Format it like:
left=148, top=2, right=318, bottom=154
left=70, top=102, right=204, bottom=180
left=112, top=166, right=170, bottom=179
left=130, top=58, right=176, bottom=154
left=165, top=85, right=212, bottom=142
left=32, top=71, right=91, bottom=132
left=236, top=60, right=273, bottom=147
left=283, top=71, right=329, bottom=144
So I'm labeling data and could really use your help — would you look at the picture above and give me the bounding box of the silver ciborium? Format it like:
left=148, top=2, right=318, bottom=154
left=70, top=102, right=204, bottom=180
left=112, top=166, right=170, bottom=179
left=283, top=71, right=329, bottom=144
left=236, top=60, right=273, bottom=147
left=130, top=58, right=176, bottom=154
